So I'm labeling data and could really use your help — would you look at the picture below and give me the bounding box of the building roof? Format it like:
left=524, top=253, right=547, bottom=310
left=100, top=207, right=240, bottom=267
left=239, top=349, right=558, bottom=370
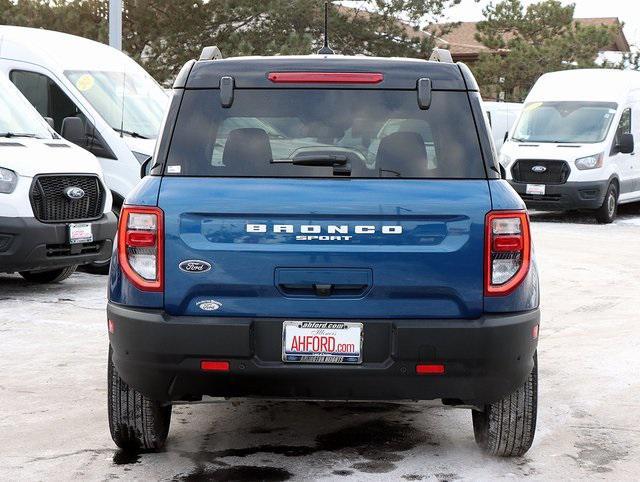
left=435, top=17, right=630, bottom=61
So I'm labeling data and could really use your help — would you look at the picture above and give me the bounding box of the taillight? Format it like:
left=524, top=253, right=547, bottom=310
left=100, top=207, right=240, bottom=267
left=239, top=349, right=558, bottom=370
left=485, top=211, right=531, bottom=296
left=117, top=206, right=163, bottom=291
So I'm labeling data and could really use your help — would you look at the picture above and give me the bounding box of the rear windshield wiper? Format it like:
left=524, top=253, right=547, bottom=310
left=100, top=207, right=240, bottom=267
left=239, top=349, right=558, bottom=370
left=290, top=154, right=351, bottom=176
left=111, top=127, right=149, bottom=139
left=0, top=132, right=40, bottom=138
left=291, top=154, right=347, bottom=166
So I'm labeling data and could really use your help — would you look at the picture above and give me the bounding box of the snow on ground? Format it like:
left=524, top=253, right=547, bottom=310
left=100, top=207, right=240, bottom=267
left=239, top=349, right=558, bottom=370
left=1, top=205, right=639, bottom=481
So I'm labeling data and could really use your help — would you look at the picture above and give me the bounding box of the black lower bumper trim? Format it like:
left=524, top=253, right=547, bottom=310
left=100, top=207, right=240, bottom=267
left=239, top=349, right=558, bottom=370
left=0, top=213, right=116, bottom=273
left=509, top=179, right=608, bottom=210
left=108, top=303, right=540, bottom=405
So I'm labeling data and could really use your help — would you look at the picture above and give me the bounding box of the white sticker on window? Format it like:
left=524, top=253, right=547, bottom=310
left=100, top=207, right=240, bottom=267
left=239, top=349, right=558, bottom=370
left=167, top=165, right=181, bottom=173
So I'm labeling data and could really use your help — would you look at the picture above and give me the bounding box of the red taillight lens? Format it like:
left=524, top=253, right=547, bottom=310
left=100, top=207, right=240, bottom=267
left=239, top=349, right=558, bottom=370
left=485, top=211, right=531, bottom=296
left=125, top=231, right=156, bottom=247
left=416, top=364, right=445, bottom=375
left=201, top=360, right=230, bottom=372
left=267, top=72, right=384, bottom=84
left=493, top=235, right=523, bottom=252
left=117, top=206, right=163, bottom=292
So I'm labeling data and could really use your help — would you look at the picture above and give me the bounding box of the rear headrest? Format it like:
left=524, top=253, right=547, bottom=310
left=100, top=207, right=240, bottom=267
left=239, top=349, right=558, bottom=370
left=222, top=128, right=272, bottom=169
left=376, top=132, right=428, bottom=177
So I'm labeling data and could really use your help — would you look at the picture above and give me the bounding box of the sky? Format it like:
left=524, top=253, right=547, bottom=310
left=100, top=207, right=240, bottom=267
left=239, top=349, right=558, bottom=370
left=442, top=0, right=640, bottom=49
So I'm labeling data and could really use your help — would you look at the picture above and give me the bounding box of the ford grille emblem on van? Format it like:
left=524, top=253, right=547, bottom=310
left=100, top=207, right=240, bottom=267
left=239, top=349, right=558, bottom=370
left=196, top=300, right=222, bottom=311
left=246, top=223, right=403, bottom=241
left=531, top=165, right=547, bottom=173
left=64, top=186, right=85, bottom=200
left=179, top=260, right=212, bottom=273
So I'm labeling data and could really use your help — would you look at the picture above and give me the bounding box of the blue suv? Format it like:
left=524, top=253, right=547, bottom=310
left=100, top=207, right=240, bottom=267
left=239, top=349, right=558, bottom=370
left=107, top=49, right=540, bottom=456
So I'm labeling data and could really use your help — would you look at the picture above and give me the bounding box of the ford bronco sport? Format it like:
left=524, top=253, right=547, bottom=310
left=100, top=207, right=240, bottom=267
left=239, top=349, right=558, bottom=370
left=107, top=49, right=540, bottom=457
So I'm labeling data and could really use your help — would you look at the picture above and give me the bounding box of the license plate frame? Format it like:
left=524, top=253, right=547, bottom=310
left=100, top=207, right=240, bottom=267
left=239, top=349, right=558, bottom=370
left=282, top=320, right=363, bottom=364
left=526, top=183, right=546, bottom=196
left=68, top=223, right=93, bottom=244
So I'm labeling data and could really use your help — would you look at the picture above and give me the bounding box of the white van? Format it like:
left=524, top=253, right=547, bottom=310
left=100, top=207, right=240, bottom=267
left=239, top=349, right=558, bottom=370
left=0, top=74, right=116, bottom=282
left=0, top=26, right=168, bottom=213
left=484, top=101, right=521, bottom=153
left=500, top=69, right=640, bottom=223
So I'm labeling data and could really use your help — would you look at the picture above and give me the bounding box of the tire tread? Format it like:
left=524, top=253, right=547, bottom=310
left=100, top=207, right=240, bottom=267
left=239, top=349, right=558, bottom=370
left=19, top=265, right=77, bottom=283
left=107, top=346, right=171, bottom=451
left=473, top=353, right=537, bottom=457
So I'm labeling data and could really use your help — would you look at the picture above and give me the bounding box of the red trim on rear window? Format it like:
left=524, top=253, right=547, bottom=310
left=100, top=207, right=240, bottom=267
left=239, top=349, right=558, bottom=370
left=267, top=72, right=384, bottom=84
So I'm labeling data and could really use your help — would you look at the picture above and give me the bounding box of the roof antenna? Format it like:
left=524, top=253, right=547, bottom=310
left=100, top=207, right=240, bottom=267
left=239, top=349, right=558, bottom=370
left=317, top=2, right=334, bottom=55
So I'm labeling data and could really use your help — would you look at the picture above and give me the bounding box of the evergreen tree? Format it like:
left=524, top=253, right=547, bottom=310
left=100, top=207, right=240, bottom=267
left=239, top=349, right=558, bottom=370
left=472, top=0, right=616, bottom=101
left=0, top=0, right=460, bottom=84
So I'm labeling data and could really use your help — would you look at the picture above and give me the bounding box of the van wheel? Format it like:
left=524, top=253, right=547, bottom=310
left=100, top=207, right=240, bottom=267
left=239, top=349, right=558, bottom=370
left=82, top=203, right=121, bottom=275
left=19, top=265, right=77, bottom=283
left=595, top=182, right=618, bottom=224
left=108, top=346, right=171, bottom=451
left=472, top=352, right=537, bottom=457
left=81, top=259, right=111, bottom=275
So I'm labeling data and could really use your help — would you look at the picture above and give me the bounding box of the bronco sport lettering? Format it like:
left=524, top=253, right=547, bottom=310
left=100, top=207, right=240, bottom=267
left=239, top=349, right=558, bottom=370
left=246, top=223, right=403, bottom=241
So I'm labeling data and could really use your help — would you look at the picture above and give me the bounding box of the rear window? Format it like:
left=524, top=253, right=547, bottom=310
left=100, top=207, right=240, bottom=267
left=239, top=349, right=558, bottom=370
left=165, top=89, right=485, bottom=178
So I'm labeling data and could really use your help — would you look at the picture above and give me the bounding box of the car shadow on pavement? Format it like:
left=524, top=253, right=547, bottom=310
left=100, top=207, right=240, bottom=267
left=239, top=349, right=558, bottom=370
left=112, top=399, right=485, bottom=481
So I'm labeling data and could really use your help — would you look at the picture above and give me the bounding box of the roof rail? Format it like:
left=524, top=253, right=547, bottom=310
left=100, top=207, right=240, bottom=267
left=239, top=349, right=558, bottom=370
left=429, top=48, right=453, bottom=63
left=199, top=46, right=223, bottom=61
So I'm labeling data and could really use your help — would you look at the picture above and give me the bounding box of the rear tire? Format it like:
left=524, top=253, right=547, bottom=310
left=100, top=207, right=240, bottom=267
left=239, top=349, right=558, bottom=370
left=19, top=265, right=77, bottom=283
left=472, top=352, right=538, bottom=457
left=108, top=345, right=171, bottom=451
left=595, top=182, right=618, bottom=224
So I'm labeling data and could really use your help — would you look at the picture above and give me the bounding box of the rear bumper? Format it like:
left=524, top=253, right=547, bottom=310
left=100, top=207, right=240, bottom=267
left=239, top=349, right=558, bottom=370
left=0, top=213, right=116, bottom=273
left=108, top=303, right=540, bottom=405
left=509, top=180, right=608, bottom=210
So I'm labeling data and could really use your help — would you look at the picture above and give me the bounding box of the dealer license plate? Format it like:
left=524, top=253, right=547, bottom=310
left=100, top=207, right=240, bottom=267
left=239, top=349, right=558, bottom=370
left=69, top=223, right=93, bottom=244
left=282, top=321, right=363, bottom=364
left=526, top=184, right=546, bottom=195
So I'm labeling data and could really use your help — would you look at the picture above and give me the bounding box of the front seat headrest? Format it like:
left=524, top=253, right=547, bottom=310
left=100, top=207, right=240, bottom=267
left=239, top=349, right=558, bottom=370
left=222, top=128, right=272, bottom=170
left=376, top=131, right=428, bottom=177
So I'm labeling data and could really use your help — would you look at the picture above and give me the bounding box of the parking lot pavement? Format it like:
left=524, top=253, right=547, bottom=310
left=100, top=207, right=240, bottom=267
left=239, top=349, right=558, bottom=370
left=1, top=206, right=639, bottom=481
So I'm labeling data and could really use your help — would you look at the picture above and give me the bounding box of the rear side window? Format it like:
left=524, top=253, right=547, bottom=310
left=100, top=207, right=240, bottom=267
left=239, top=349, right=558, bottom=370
left=166, top=89, right=485, bottom=178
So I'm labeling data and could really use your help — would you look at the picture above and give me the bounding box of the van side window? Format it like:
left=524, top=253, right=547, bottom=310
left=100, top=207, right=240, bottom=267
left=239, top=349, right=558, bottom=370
left=615, top=108, right=631, bottom=146
left=10, top=70, right=85, bottom=133
left=10, top=70, right=115, bottom=159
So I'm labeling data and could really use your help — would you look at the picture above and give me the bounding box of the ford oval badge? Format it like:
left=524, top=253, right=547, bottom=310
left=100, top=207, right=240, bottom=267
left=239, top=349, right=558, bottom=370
left=179, top=260, right=212, bottom=273
left=196, top=300, right=222, bottom=311
left=64, top=186, right=85, bottom=200
left=531, top=165, right=547, bottom=173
